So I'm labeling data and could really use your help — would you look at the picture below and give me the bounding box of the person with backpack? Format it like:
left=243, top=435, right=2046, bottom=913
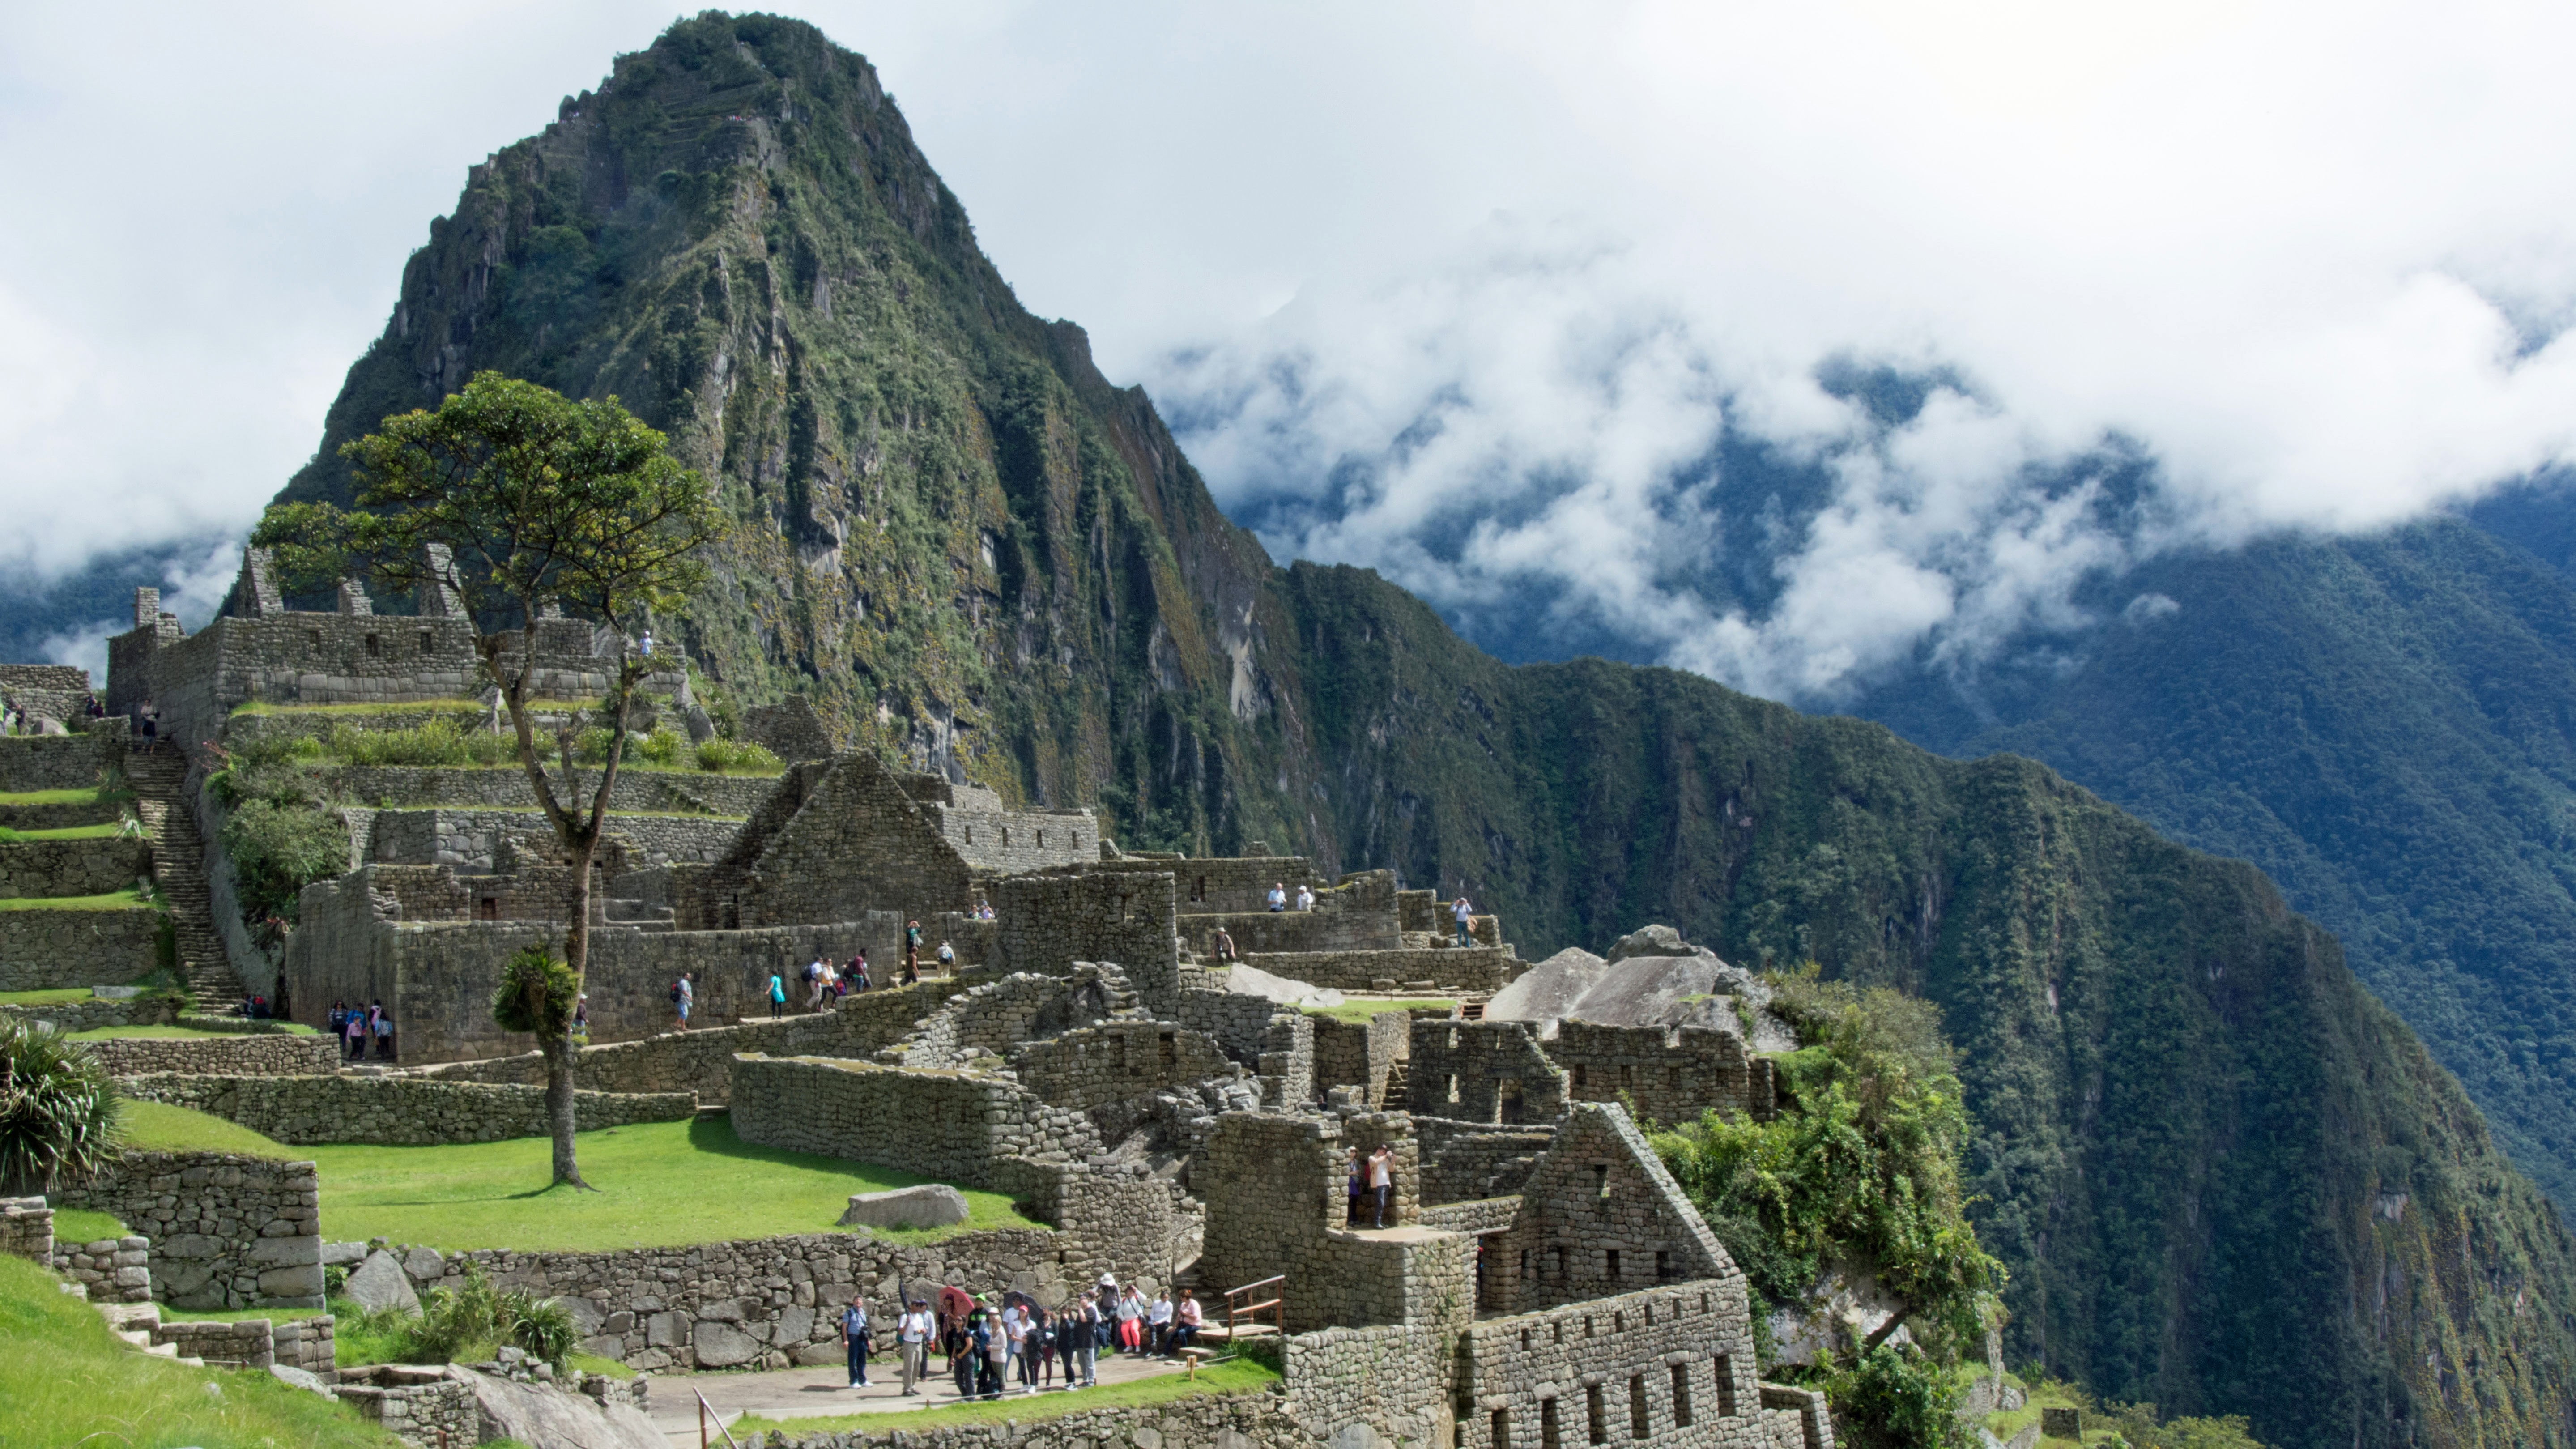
left=850, top=952, right=871, bottom=992
left=804, top=956, right=826, bottom=1010
left=905, top=919, right=924, bottom=974
left=342, top=1008, right=366, bottom=1062
left=937, top=939, right=956, bottom=972
left=842, top=1297, right=871, bottom=1388
left=670, top=972, right=694, bottom=1031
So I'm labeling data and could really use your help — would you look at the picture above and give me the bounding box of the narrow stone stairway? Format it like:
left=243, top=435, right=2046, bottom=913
left=126, top=744, right=237, bottom=1008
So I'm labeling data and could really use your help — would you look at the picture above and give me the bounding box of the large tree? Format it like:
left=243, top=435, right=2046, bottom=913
left=255, top=371, right=721, bottom=1188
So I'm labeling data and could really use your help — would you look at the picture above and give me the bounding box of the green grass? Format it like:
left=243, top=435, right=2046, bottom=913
left=0, top=987, right=95, bottom=1006
left=730, top=1356, right=1281, bottom=1437
left=0, top=887, right=155, bottom=911
left=52, top=1207, right=125, bottom=1242
left=1300, top=997, right=1454, bottom=1024
left=0, top=786, right=123, bottom=807
left=0, top=1251, right=400, bottom=1449
left=0, top=822, right=129, bottom=841
left=118, top=1104, right=1036, bottom=1251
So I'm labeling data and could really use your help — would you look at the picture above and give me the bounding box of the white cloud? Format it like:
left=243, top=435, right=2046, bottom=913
left=7, top=0, right=2576, bottom=701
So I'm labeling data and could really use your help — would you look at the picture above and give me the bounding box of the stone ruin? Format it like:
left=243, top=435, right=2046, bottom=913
left=0, top=546, right=1844, bottom=1447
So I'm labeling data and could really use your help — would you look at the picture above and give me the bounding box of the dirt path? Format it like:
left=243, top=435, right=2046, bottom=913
left=649, top=1343, right=1193, bottom=1443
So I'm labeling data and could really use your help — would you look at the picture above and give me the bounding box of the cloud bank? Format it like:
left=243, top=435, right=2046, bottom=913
left=8, top=1, right=2576, bottom=703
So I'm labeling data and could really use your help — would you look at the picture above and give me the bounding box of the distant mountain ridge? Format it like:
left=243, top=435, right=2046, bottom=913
left=193, top=13, right=2576, bottom=1444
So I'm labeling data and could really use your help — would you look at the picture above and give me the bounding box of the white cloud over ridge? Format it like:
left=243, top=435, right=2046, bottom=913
left=6, top=1, right=2576, bottom=703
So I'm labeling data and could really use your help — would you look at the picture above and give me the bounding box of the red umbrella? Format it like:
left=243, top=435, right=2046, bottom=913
left=938, top=1285, right=975, bottom=1320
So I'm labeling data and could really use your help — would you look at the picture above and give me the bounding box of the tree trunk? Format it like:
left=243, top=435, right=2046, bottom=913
left=551, top=831, right=596, bottom=1189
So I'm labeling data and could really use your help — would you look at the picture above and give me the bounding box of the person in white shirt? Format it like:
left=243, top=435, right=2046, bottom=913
left=1369, top=1143, right=1396, bottom=1227
left=897, top=1297, right=935, bottom=1396
left=1001, top=1301, right=1032, bottom=1393
left=1452, top=896, right=1474, bottom=945
left=1267, top=882, right=1288, bottom=912
left=1147, top=1290, right=1175, bottom=1355
left=1295, top=884, right=1316, bottom=911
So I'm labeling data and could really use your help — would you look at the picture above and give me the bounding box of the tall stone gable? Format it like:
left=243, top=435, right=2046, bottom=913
left=1496, top=1101, right=1733, bottom=1313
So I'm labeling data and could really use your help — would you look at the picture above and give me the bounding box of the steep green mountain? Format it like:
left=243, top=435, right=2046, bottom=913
left=265, top=13, right=2576, bottom=1445
left=1849, top=517, right=2576, bottom=1216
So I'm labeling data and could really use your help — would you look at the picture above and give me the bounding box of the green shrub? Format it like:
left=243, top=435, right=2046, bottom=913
left=0, top=1018, right=121, bottom=1193
left=1820, top=1345, right=1968, bottom=1449
left=326, top=716, right=513, bottom=767
left=341, top=1266, right=578, bottom=1371
left=694, top=737, right=782, bottom=773
left=219, top=797, right=350, bottom=927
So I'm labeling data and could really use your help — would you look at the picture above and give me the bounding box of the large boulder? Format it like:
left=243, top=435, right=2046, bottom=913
left=839, top=1184, right=971, bottom=1231
left=344, top=1249, right=421, bottom=1317
left=1482, top=948, right=1608, bottom=1027
left=1486, top=927, right=1797, bottom=1049
left=1221, top=961, right=1344, bottom=1010
left=462, top=1368, right=665, bottom=1449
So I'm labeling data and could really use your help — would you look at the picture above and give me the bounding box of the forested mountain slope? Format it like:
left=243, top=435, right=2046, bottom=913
left=264, top=13, right=2576, bottom=1445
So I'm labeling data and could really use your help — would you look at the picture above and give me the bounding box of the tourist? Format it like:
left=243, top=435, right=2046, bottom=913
left=900, top=947, right=919, bottom=989
left=842, top=1298, right=871, bottom=1388
left=342, top=1008, right=366, bottom=1062
left=328, top=1001, right=347, bottom=1038
left=850, top=952, right=871, bottom=992
left=936, top=939, right=955, bottom=972
left=571, top=993, right=589, bottom=1044
left=671, top=972, right=694, bottom=1031
left=979, top=1308, right=1008, bottom=1399
left=1148, top=1288, right=1174, bottom=1354
left=897, top=1296, right=933, bottom=1395
left=767, top=969, right=787, bottom=1019
left=1074, top=1290, right=1103, bottom=1386
left=1030, top=1304, right=1056, bottom=1387
left=638, top=629, right=653, bottom=657
left=1212, top=926, right=1237, bottom=963
left=905, top=919, right=924, bottom=974
left=1117, top=1285, right=1145, bottom=1353
left=1267, top=882, right=1288, bottom=912
left=1296, top=884, right=1316, bottom=911
left=805, top=956, right=826, bottom=1010
left=1346, top=1147, right=1365, bottom=1225
left=1452, top=895, right=1473, bottom=945
left=953, top=1310, right=984, bottom=1399
left=374, top=1010, right=396, bottom=1061
left=365, top=1001, right=384, bottom=1053
left=1169, top=1291, right=1203, bottom=1355
left=1369, top=1143, right=1396, bottom=1227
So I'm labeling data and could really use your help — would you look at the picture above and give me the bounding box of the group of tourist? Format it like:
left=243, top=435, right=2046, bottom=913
left=328, top=999, right=396, bottom=1060
left=843, top=1277, right=1209, bottom=1399
left=1345, top=1142, right=1399, bottom=1229
left=1264, top=882, right=1317, bottom=912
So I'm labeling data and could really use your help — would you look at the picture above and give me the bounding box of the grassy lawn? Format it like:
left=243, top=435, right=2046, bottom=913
left=73, top=1023, right=316, bottom=1040
left=52, top=1207, right=126, bottom=1242
left=0, top=785, right=124, bottom=806
left=0, top=987, right=95, bottom=1006
left=1302, top=997, right=1454, bottom=1024
left=731, top=1356, right=1281, bottom=1437
left=0, top=822, right=130, bottom=841
left=0, top=887, right=155, bottom=911
left=118, top=1102, right=1037, bottom=1251
left=0, top=1252, right=399, bottom=1449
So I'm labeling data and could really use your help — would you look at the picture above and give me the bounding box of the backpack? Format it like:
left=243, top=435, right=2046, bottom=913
left=669, top=981, right=682, bottom=1004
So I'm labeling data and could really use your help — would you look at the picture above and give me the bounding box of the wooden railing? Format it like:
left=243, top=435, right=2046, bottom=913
left=1224, top=1274, right=1285, bottom=1338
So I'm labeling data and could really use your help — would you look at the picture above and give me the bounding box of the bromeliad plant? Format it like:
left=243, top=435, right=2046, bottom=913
left=0, top=1019, right=122, bottom=1194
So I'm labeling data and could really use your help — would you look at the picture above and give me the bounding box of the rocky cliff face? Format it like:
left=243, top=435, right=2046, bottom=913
left=273, top=14, right=2576, bottom=1445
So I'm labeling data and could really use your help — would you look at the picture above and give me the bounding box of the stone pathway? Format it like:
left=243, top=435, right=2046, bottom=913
left=649, top=1347, right=1194, bottom=1443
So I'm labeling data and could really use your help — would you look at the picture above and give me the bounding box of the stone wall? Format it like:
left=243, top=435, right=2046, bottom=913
left=923, top=797, right=1100, bottom=876
left=116, top=1073, right=695, bottom=1145
left=1240, top=946, right=1521, bottom=994
left=0, top=788, right=122, bottom=831
left=150, top=1315, right=325, bottom=1370
left=53, top=1231, right=152, bottom=1302
left=759, top=1392, right=1302, bottom=1448
left=0, top=992, right=176, bottom=1038
left=337, top=1364, right=482, bottom=1449
left=1174, top=986, right=1294, bottom=1067
left=0, top=1195, right=52, bottom=1264
left=1283, top=1323, right=1461, bottom=1449
left=1419, top=1197, right=1523, bottom=1237
left=407, top=1228, right=1104, bottom=1370
left=1011, top=1019, right=1235, bottom=1110
left=1407, top=1020, right=1568, bottom=1125
left=366, top=808, right=745, bottom=870
left=420, top=981, right=963, bottom=1104
left=731, top=1055, right=1104, bottom=1184
left=679, top=754, right=975, bottom=930
left=1417, top=1117, right=1558, bottom=1204
left=1312, top=1010, right=1413, bottom=1107
left=0, top=731, right=120, bottom=792
left=994, top=869, right=1180, bottom=1009
left=1090, top=853, right=1329, bottom=916
left=0, top=905, right=166, bottom=990
left=1451, top=1280, right=1767, bottom=1449
left=885, top=966, right=1134, bottom=1066
left=283, top=868, right=887, bottom=1061
left=986, top=1157, right=1200, bottom=1291
left=49, top=1150, right=324, bottom=1310
left=329, top=763, right=779, bottom=816
left=1260, top=1010, right=1316, bottom=1109
left=1551, top=1020, right=1773, bottom=1127
left=86, top=1031, right=339, bottom=1078
left=1493, top=1103, right=1734, bottom=1315
left=1196, top=1108, right=1464, bottom=1334
left=0, top=835, right=151, bottom=898
left=0, top=663, right=95, bottom=726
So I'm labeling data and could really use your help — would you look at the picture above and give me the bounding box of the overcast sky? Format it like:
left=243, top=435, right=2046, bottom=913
left=8, top=1, right=2576, bottom=698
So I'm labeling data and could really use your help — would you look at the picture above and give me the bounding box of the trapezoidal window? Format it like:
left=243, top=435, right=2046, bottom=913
left=418, top=630, right=433, bottom=652
left=365, top=633, right=380, bottom=658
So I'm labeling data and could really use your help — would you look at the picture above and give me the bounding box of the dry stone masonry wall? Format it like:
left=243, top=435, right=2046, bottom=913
left=1552, top=1020, right=1774, bottom=1127
left=116, top=1073, right=694, bottom=1145
left=0, top=836, right=151, bottom=899
left=731, top=1054, right=1104, bottom=1183
left=1408, top=1020, right=1569, bottom=1125
left=49, top=1150, right=324, bottom=1310
left=1451, top=1280, right=1767, bottom=1449
left=0, top=908, right=164, bottom=990
left=85, top=1031, right=339, bottom=1078
left=0, top=731, right=120, bottom=792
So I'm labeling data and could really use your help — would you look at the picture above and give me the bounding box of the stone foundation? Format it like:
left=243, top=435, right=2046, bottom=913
left=1, top=1195, right=55, bottom=1264
left=87, top=1031, right=340, bottom=1078
left=0, top=907, right=165, bottom=991
left=48, top=1150, right=324, bottom=1310
left=0, top=993, right=178, bottom=1034
left=116, top=1073, right=695, bottom=1145
left=52, top=1232, right=152, bottom=1302
left=753, top=1392, right=1299, bottom=1448
left=1242, top=945, right=1522, bottom=994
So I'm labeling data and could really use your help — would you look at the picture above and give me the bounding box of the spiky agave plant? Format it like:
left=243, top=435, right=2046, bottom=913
left=0, top=1018, right=122, bottom=1193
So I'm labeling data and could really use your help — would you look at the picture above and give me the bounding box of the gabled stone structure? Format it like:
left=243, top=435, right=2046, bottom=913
left=1492, top=1101, right=1730, bottom=1313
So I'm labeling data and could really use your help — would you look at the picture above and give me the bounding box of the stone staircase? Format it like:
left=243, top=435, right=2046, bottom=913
left=127, top=744, right=237, bottom=1007
left=1380, top=1057, right=1412, bottom=1110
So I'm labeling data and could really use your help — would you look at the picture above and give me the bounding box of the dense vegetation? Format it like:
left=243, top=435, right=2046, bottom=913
left=0, top=1016, right=120, bottom=1193
left=257, top=14, right=2576, bottom=1444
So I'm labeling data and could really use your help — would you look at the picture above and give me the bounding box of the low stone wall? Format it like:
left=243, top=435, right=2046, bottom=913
left=418, top=981, right=963, bottom=1104
left=756, top=1393, right=1299, bottom=1448
left=1419, top=1196, right=1522, bottom=1236
left=1241, top=946, right=1521, bottom=994
left=367, top=807, right=746, bottom=870
left=731, top=1055, right=1102, bottom=1185
left=331, top=764, right=782, bottom=816
left=1009, top=1019, right=1235, bottom=1110
left=1283, top=1323, right=1461, bottom=1447
left=986, top=1156, right=1200, bottom=1291
left=116, top=1074, right=694, bottom=1145
left=1416, top=1117, right=1558, bottom=1204
left=1174, top=986, right=1291, bottom=1067
left=0, top=793, right=122, bottom=831
left=1311, top=1010, right=1414, bottom=1107
left=52, top=1232, right=152, bottom=1302
left=403, top=1228, right=1080, bottom=1370
left=0, top=835, right=152, bottom=899
left=0, top=992, right=177, bottom=1034
left=0, top=906, right=164, bottom=991
left=338, top=1365, right=481, bottom=1448
left=0, top=732, right=119, bottom=792
left=47, top=1150, right=324, bottom=1310
left=1, top=1195, right=54, bottom=1264
left=145, top=1313, right=335, bottom=1372
left=88, top=1031, right=340, bottom=1078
